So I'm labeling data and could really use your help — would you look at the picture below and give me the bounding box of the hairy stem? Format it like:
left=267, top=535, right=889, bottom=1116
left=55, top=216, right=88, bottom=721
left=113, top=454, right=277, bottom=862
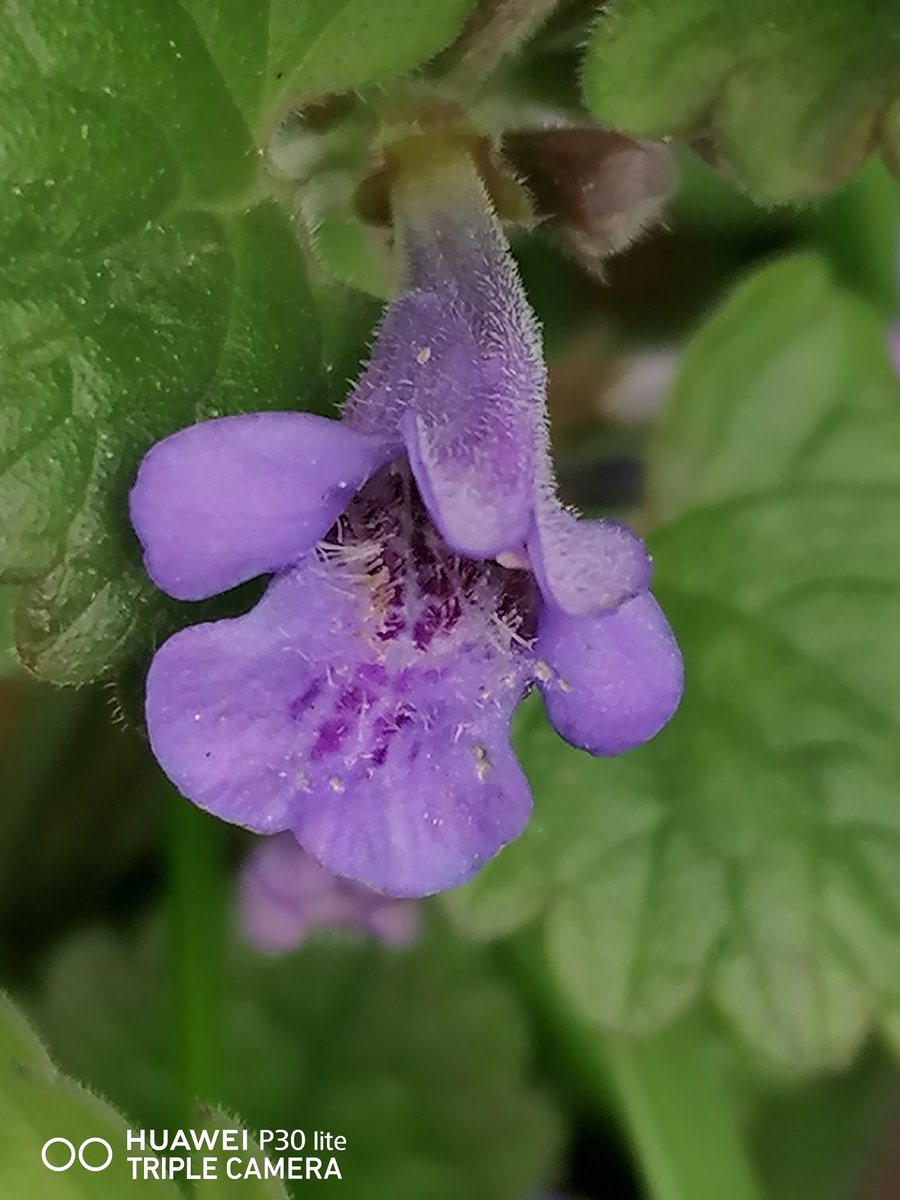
left=441, top=0, right=565, bottom=98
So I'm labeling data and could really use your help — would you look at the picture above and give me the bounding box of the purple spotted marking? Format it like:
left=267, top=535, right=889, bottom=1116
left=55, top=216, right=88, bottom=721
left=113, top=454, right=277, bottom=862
left=289, top=677, right=324, bottom=722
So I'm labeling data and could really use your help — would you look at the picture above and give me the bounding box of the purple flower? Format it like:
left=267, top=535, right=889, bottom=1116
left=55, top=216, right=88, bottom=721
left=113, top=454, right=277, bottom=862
left=240, top=833, right=421, bottom=953
left=130, top=140, right=682, bottom=898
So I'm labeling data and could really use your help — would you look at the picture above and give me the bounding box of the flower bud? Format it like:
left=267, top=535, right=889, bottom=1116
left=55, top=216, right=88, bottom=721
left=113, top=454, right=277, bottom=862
left=503, top=126, right=675, bottom=270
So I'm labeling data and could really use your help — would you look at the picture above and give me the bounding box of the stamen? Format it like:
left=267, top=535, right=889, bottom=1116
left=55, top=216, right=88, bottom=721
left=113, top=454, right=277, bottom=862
left=300, top=462, right=538, bottom=777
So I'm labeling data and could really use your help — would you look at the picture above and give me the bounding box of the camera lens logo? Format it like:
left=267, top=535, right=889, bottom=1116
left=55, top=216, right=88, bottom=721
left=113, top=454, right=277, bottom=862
left=41, top=1137, right=113, bottom=1172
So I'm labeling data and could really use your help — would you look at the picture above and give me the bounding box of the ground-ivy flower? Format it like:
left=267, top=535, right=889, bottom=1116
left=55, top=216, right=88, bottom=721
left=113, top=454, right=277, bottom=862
left=130, top=136, right=682, bottom=898
left=240, top=833, right=420, bottom=954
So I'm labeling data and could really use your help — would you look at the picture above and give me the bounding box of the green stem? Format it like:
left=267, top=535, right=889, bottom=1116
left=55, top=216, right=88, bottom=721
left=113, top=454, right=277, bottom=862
left=166, top=791, right=225, bottom=1128
left=504, top=934, right=766, bottom=1200
left=603, top=1016, right=764, bottom=1200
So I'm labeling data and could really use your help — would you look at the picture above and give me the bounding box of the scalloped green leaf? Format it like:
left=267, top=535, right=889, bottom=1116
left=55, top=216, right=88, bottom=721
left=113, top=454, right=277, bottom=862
left=31, top=918, right=560, bottom=1200
left=261, top=0, right=474, bottom=119
left=180, top=0, right=475, bottom=131
left=0, top=0, right=475, bottom=682
left=0, top=992, right=289, bottom=1197
left=448, top=256, right=900, bottom=1075
left=0, top=992, right=178, bottom=1196
left=9, top=204, right=372, bottom=682
left=583, top=0, right=900, bottom=202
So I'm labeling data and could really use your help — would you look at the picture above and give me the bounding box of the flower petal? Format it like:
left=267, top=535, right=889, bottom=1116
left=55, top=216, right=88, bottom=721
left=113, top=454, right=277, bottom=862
left=527, top=505, right=652, bottom=616
left=130, top=412, right=395, bottom=600
left=383, top=149, right=657, bottom=609
left=145, top=577, right=324, bottom=835
left=294, top=711, right=532, bottom=898
left=534, top=591, right=683, bottom=754
left=345, top=289, right=536, bottom=558
left=147, top=545, right=531, bottom=898
left=383, top=153, right=548, bottom=559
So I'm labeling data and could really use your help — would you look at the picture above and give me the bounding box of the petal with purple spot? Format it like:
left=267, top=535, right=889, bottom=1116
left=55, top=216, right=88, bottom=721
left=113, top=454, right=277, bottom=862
left=293, top=704, right=531, bottom=898
left=145, top=571, right=330, bottom=835
left=130, top=412, right=396, bottom=600
left=534, top=591, right=683, bottom=754
left=147, top=511, right=532, bottom=897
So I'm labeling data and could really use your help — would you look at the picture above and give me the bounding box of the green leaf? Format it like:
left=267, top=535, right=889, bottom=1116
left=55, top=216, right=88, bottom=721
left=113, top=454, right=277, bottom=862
left=449, top=255, right=900, bottom=1075
left=20, top=208, right=372, bottom=684
left=583, top=0, right=900, bottom=202
left=0, top=0, right=475, bottom=683
left=881, top=1009, right=900, bottom=1057
left=262, top=0, right=474, bottom=119
left=0, top=993, right=290, bottom=1197
left=0, top=992, right=179, bottom=1196
left=450, top=699, right=726, bottom=1033
left=31, top=917, right=560, bottom=1199
left=2, top=195, right=369, bottom=681
left=0, top=587, right=18, bottom=675
left=753, top=1045, right=896, bottom=1200
left=181, top=0, right=475, bottom=131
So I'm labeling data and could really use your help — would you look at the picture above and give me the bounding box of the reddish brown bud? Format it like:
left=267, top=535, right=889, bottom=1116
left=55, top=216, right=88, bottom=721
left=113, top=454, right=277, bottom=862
left=503, top=126, right=676, bottom=270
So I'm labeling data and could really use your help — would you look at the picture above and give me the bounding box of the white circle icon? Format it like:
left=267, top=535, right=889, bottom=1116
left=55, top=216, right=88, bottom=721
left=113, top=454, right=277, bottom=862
left=41, top=1138, right=76, bottom=1172
left=79, top=1138, right=114, bottom=1171
left=41, top=1136, right=113, bottom=1172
